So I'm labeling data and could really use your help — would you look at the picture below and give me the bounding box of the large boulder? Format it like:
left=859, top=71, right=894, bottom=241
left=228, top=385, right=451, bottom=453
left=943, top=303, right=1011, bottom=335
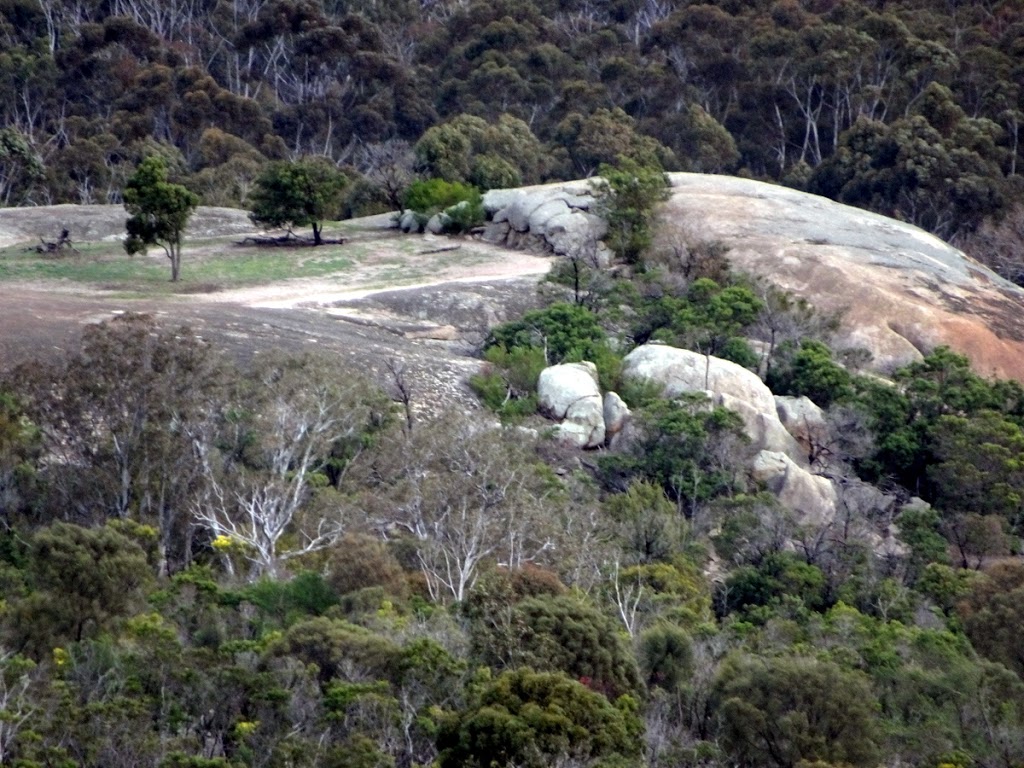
left=775, top=395, right=828, bottom=464
left=398, top=209, right=421, bottom=233
left=537, top=362, right=605, bottom=449
left=527, top=198, right=571, bottom=234
left=603, top=391, right=630, bottom=441
left=751, top=450, right=837, bottom=527
left=621, top=344, right=805, bottom=463
left=664, top=173, right=1024, bottom=382
left=544, top=210, right=609, bottom=257
left=482, top=182, right=606, bottom=256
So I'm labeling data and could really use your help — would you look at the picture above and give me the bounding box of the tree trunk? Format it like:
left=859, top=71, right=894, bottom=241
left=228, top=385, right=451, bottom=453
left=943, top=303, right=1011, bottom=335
left=170, top=241, right=181, bottom=281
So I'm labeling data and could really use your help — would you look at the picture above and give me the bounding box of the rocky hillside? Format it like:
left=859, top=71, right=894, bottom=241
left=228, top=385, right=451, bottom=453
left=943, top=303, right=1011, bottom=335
left=484, top=173, right=1024, bottom=382
left=664, top=174, right=1024, bottom=381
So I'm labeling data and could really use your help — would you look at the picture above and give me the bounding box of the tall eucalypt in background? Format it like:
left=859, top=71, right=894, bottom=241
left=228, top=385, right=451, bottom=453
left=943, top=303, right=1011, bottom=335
left=123, top=156, right=200, bottom=283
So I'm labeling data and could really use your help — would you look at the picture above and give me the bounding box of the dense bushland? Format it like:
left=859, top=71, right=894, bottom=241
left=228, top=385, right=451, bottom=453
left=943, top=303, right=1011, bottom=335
left=2, top=238, right=1024, bottom=764
left=2, top=0, right=1023, bottom=260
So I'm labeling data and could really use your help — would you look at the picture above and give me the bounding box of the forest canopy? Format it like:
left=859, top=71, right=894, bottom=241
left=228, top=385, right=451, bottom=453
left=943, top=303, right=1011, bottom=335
left=0, top=288, right=1021, bottom=766
left=1, top=0, right=1022, bottom=247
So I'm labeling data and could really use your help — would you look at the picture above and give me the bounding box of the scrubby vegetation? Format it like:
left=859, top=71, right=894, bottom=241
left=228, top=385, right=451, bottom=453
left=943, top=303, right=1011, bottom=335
left=2, top=205, right=1024, bottom=765
left=4, top=0, right=1024, bottom=763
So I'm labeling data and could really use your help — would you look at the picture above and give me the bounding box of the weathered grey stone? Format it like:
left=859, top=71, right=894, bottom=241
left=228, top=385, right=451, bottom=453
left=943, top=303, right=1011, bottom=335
left=398, top=210, right=421, bottom=233
left=528, top=199, right=571, bottom=233
left=538, top=362, right=600, bottom=418
left=603, top=391, right=630, bottom=441
left=482, top=220, right=511, bottom=244
left=507, top=193, right=548, bottom=233
left=482, top=188, right=527, bottom=215
left=482, top=183, right=608, bottom=256
left=621, top=344, right=805, bottom=462
left=608, top=416, right=641, bottom=452
left=775, top=395, right=826, bottom=430
left=551, top=417, right=604, bottom=449
left=623, top=344, right=775, bottom=411
left=560, top=193, right=597, bottom=210
left=867, top=526, right=907, bottom=558
left=900, top=496, right=931, bottom=514
left=564, top=396, right=606, bottom=448
left=403, top=324, right=459, bottom=341
left=664, top=172, right=1024, bottom=382
left=538, top=362, right=605, bottom=449
left=482, top=181, right=594, bottom=217
left=751, top=450, right=837, bottom=526
left=545, top=211, right=608, bottom=256
left=775, top=395, right=828, bottom=462
left=834, top=477, right=898, bottom=522
left=425, top=213, right=446, bottom=234
left=717, top=392, right=804, bottom=460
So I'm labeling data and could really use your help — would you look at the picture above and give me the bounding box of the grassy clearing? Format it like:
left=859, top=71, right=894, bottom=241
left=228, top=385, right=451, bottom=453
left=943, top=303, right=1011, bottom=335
left=0, top=226, right=432, bottom=295
left=0, top=211, right=501, bottom=298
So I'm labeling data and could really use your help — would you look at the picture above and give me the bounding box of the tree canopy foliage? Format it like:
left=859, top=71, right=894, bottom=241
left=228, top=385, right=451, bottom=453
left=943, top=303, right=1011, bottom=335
left=248, top=158, right=347, bottom=245
left=123, top=155, right=199, bottom=281
left=5, top=0, right=1024, bottom=762
left=0, top=290, right=1022, bottom=767
left=0, top=0, right=1021, bottom=252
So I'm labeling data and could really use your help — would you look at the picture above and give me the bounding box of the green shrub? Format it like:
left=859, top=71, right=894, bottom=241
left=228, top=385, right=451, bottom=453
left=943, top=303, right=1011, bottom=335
left=437, top=668, right=644, bottom=768
left=468, top=592, right=643, bottom=699
left=593, top=158, right=670, bottom=265
left=468, top=368, right=509, bottom=411
left=468, top=367, right=539, bottom=420
left=478, top=304, right=622, bottom=413
left=484, top=345, right=546, bottom=395
left=639, top=623, right=694, bottom=690
left=716, top=552, right=827, bottom=619
left=487, top=303, right=608, bottom=363
left=598, top=397, right=748, bottom=514
left=718, top=336, right=760, bottom=369
left=469, top=153, right=521, bottom=190
left=404, top=178, right=484, bottom=233
left=768, top=340, right=852, bottom=407
left=243, top=571, right=339, bottom=628
left=326, top=534, right=410, bottom=600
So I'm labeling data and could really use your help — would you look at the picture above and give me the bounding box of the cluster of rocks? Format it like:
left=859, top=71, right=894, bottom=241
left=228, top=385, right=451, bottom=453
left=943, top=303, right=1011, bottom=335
left=396, top=201, right=475, bottom=235
left=537, top=343, right=902, bottom=550
left=394, top=181, right=613, bottom=253
left=480, top=182, right=612, bottom=262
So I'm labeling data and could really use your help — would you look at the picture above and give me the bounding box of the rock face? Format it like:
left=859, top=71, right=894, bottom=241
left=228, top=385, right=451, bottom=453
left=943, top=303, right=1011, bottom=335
left=398, top=210, right=420, bottom=233
left=621, top=344, right=804, bottom=462
left=775, top=395, right=827, bottom=464
left=0, top=204, right=256, bottom=247
left=603, top=392, right=630, bottom=440
left=537, top=362, right=605, bottom=449
left=482, top=182, right=610, bottom=260
left=663, top=173, right=1024, bottom=382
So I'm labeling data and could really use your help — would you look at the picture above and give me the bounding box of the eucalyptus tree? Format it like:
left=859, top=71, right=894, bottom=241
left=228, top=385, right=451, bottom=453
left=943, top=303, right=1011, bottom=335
left=123, top=155, right=199, bottom=282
